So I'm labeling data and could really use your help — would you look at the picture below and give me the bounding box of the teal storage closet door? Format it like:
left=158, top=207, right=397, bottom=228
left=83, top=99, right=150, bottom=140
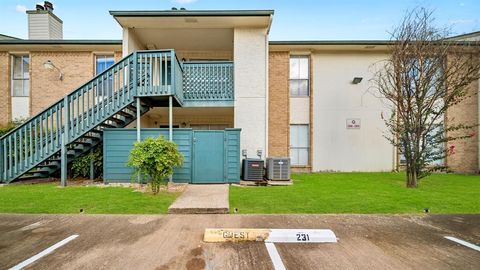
left=192, top=131, right=225, bottom=183
left=225, top=129, right=241, bottom=182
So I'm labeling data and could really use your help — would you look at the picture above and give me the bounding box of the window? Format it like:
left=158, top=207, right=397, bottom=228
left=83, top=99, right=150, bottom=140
left=290, top=124, right=309, bottom=165
left=95, top=55, right=114, bottom=96
left=12, top=55, right=29, bottom=97
left=289, top=56, right=309, bottom=96
left=96, top=55, right=114, bottom=74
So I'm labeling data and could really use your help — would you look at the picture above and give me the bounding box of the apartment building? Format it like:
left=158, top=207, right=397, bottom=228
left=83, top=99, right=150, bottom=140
left=0, top=3, right=478, bottom=184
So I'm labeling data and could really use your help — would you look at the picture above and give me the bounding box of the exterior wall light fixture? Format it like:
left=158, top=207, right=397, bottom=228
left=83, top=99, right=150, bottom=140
left=352, top=77, right=363, bottom=84
left=43, top=60, right=64, bottom=80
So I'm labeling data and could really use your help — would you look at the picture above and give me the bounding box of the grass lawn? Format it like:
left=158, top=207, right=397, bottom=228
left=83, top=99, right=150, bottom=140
left=230, top=172, right=480, bottom=214
left=0, top=183, right=179, bottom=214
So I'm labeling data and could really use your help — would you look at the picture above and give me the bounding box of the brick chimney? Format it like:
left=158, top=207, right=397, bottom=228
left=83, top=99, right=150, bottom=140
left=27, top=1, right=63, bottom=39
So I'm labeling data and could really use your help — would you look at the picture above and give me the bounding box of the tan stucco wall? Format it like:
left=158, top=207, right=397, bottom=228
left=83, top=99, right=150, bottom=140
left=446, top=78, right=479, bottom=173
left=268, top=51, right=290, bottom=157
left=0, top=52, right=11, bottom=125
left=122, top=28, right=145, bottom=56
left=234, top=27, right=268, bottom=159
left=311, top=53, right=394, bottom=172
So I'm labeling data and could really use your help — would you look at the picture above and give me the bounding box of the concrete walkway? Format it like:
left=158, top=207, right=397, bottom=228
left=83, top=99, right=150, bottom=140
left=168, top=184, right=229, bottom=214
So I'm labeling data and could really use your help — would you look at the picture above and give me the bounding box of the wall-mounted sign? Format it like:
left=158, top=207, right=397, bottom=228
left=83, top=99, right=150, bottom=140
left=346, top=118, right=361, bottom=129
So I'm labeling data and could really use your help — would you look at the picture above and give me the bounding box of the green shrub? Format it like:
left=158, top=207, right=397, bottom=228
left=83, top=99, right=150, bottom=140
left=127, top=136, right=183, bottom=194
left=0, top=122, right=17, bottom=137
left=71, top=148, right=103, bottom=178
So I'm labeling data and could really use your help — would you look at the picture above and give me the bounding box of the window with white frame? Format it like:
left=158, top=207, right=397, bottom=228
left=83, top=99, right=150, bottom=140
left=289, top=56, right=309, bottom=96
left=12, top=55, right=29, bottom=97
left=290, top=124, right=309, bottom=165
left=95, top=55, right=114, bottom=97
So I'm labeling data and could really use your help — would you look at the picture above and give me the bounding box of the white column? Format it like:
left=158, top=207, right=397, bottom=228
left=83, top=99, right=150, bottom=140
left=136, top=97, right=141, bottom=183
left=168, top=95, right=173, bottom=183
left=169, top=96, right=173, bottom=141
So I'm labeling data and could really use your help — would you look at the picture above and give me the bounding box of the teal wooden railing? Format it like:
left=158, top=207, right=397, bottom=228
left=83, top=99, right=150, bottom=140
left=0, top=50, right=181, bottom=182
left=136, top=50, right=182, bottom=99
left=182, top=61, right=234, bottom=102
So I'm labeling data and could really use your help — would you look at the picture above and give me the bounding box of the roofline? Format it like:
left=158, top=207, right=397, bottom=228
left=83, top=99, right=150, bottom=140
left=109, top=10, right=274, bottom=17
left=0, top=39, right=122, bottom=45
left=269, top=40, right=479, bottom=46
left=269, top=40, right=393, bottom=46
left=445, top=30, right=480, bottom=40
left=0, top=34, right=21, bottom=40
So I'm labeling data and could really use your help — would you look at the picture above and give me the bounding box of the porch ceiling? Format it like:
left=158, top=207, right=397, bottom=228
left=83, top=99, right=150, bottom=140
left=133, top=28, right=233, bottom=51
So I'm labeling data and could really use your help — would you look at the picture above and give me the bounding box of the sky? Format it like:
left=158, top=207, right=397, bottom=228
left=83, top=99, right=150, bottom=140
left=0, top=0, right=478, bottom=41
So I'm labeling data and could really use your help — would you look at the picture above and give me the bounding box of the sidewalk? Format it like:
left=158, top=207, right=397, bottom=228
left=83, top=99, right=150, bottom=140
left=168, top=184, right=229, bottom=214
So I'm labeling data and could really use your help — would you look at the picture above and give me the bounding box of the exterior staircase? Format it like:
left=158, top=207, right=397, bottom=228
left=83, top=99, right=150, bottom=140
left=0, top=50, right=181, bottom=183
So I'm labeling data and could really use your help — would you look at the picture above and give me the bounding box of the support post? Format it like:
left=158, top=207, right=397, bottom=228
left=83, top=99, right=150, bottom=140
left=169, top=95, right=173, bottom=183
left=61, top=96, right=69, bottom=187
left=89, top=148, right=94, bottom=180
left=0, top=140, right=4, bottom=183
left=136, top=97, right=141, bottom=183
left=136, top=97, right=141, bottom=142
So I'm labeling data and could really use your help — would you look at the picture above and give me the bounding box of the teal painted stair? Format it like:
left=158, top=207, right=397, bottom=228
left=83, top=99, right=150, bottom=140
left=0, top=50, right=181, bottom=183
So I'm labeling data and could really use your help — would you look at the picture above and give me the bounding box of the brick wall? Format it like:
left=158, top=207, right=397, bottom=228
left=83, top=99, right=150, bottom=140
left=0, top=53, right=11, bottom=125
left=268, top=51, right=290, bottom=157
left=29, top=51, right=95, bottom=115
left=446, top=78, right=479, bottom=173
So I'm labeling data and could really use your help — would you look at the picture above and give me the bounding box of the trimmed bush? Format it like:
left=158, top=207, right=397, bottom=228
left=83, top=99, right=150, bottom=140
left=127, top=136, right=183, bottom=194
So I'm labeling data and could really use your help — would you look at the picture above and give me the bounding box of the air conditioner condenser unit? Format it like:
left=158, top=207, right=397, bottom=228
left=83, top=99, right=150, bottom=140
left=266, top=157, right=291, bottom=181
left=242, top=159, right=264, bottom=181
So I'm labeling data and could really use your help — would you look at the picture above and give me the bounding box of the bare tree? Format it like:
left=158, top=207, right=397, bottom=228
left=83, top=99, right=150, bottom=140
left=372, top=8, right=480, bottom=188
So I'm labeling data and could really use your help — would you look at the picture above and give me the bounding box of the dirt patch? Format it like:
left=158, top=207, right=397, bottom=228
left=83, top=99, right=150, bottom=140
left=186, top=258, right=206, bottom=270
left=190, top=246, right=204, bottom=257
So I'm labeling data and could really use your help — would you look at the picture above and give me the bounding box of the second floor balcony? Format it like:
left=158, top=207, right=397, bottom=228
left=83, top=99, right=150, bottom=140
left=134, top=50, right=234, bottom=107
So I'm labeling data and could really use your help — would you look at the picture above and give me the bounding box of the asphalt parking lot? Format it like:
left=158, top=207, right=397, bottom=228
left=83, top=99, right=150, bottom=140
left=0, top=214, right=479, bottom=269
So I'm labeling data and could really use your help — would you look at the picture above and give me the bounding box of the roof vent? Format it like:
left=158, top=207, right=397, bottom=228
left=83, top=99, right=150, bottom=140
left=44, top=1, right=54, bottom=11
left=185, top=18, right=198, bottom=23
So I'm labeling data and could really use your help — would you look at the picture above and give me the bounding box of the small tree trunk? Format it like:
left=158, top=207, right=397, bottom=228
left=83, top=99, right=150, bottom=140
left=406, top=164, right=418, bottom=188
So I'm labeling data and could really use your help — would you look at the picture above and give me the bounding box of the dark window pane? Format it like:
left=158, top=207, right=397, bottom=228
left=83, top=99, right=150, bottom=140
left=290, top=79, right=309, bottom=96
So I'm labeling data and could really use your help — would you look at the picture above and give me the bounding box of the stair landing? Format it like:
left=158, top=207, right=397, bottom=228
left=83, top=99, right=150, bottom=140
left=168, top=184, right=229, bottom=214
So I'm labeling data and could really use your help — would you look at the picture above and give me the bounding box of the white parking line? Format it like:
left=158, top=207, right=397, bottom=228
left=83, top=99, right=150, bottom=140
left=265, top=242, right=286, bottom=270
left=444, top=236, right=480, bottom=252
left=9, top=234, right=79, bottom=270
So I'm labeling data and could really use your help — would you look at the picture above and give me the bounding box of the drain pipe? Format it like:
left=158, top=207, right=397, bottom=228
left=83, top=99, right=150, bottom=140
left=478, top=78, right=480, bottom=173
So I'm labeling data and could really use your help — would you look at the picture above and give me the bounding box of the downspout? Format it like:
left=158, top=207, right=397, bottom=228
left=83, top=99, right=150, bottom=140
left=264, top=27, right=269, bottom=158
